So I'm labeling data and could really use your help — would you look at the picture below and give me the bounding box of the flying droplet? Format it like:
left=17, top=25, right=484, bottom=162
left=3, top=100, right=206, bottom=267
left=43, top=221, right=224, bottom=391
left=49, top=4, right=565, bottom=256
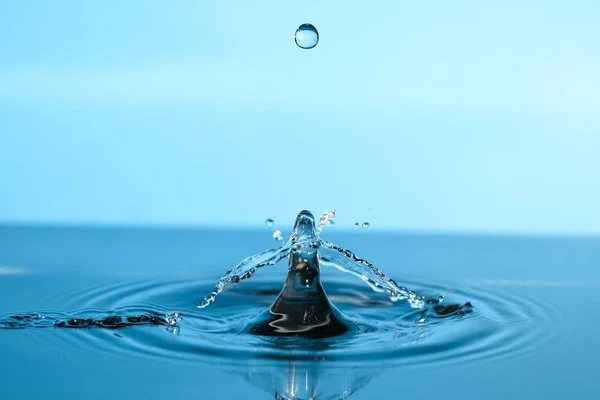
left=273, top=230, right=284, bottom=242
left=318, top=209, right=337, bottom=231
left=353, top=222, right=360, bottom=228
left=295, top=23, right=319, bottom=49
left=438, top=296, right=445, bottom=303
left=265, top=219, right=274, bottom=227
left=361, top=222, right=370, bottom=229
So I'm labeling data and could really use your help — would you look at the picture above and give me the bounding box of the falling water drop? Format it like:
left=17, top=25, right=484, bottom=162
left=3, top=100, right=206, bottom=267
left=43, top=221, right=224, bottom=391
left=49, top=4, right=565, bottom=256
left=265, top=219, right=274, bottom=228
left=294, top=23, right=319, bottom=49
left=362, top=222, right=370, bottom=229
left=438, top=296, right=445, bottom=303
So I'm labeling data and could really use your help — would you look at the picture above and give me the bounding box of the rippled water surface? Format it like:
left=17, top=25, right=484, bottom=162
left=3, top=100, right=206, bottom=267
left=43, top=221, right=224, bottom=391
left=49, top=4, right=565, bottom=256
left=1, top=226, right=599, bottom=399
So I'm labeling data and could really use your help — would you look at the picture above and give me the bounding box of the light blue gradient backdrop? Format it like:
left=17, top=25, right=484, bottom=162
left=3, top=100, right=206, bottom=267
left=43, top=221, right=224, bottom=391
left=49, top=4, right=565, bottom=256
left=1, top=1, right=599, bottom=233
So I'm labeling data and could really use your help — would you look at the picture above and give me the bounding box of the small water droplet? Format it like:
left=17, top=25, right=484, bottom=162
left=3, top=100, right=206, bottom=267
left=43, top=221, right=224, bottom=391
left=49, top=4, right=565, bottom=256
left=265, top=219, right=274, bottom=227
left=353, top=222, right=360, bottom=227
left=273, top=230, right=284, bottom=242
left=294, top=23, right=319, bottom=49
left=438, top=296, right=445, bottom=303
left=362, top=222, right=370, bottom=229
left=165, top=312, right=183, bottom=325
left=318, top=209, right=337, bottom=231
left=417, top=317, right=426, bottom=324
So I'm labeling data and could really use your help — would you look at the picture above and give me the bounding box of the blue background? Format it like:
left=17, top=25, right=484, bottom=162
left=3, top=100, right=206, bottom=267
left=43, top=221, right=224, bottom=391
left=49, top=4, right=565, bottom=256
left=1, top=0, right=599, bottom=234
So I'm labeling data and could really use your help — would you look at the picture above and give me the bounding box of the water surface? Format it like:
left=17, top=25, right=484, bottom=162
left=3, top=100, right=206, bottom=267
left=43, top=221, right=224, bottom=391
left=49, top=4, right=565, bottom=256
left=0, top=225, right=598, bottom=399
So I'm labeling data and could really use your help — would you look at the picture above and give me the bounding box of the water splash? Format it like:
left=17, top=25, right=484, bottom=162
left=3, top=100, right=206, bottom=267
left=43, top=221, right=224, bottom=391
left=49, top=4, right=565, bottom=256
left=318, top=241, right=425, bottom=308
left=272, top=229, right=285, bottom=242
left=318, top=209, right=337, bottom=231
left=246, top=211, right=350, bottom=337
left=1, top=210, right=469, bottom=338
left=198, top=210, right=427, bottom=311
left=197, top=246, right=291, bottom=308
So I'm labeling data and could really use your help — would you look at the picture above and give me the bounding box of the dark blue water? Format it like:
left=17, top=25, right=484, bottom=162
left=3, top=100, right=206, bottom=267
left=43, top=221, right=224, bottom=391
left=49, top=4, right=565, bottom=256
left=1, top=225, right=599, bottom=399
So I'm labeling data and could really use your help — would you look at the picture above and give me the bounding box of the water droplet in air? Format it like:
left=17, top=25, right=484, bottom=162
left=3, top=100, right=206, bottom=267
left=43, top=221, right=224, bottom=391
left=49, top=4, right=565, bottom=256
left=273, top=230, right=284, bottom=242
left=265, top=218, right=274, bottom=227
left=318, top=209, right=337, bottom=231
left=353, top=222, right=360, bottom=228
left=362, top=222, right=370, bottom=229
left=438, top=296, right=445, bottom=303
left=295, top=23, right=319, bottom=49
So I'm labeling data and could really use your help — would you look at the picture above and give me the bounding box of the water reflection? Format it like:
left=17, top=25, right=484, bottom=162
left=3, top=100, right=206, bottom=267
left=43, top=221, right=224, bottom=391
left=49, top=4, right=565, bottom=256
left=238, top=359, right=378, bottom=400
left=230, top=329, right=378, bottom=399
